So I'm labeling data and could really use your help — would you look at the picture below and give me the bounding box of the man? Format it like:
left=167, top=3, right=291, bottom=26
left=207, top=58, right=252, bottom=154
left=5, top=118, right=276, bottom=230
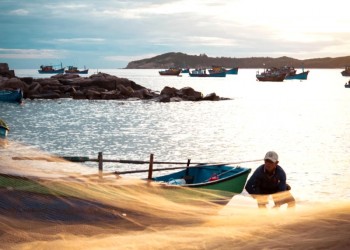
left=245, top=151, right=295, bottom=208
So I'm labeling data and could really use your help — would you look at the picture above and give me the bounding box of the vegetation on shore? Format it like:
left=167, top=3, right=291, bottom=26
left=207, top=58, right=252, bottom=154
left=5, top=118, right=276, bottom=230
left=125, top=52, right=350, bottom=69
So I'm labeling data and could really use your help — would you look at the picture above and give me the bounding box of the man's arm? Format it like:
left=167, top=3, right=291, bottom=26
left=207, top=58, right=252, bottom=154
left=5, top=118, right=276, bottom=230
left=245, top=167, right=261, bottom=194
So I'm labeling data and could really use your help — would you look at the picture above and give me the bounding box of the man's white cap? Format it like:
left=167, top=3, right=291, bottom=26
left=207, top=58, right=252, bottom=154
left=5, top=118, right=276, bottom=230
left=264, top=151, right=278, bottom=163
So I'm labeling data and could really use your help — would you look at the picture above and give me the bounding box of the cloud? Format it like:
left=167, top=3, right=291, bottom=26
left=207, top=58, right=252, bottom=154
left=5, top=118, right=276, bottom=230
left=53, top=38, right=105, bottom=44
left=104, top=54, right=158, bottom=62
left=0, top=48, right=66, bottom=59
left=9, top=9, right=29, bottom=16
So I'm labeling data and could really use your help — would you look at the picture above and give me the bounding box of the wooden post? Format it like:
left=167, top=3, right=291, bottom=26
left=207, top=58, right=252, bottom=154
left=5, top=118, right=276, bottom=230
left=98, top=152, right=103, bottom=179
left=185, top=159, right=191, bottom=175
left=147, top=153, right=154, bottom=180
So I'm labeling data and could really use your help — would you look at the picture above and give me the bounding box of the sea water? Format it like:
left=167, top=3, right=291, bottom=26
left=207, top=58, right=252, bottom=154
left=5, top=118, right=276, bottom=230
left=1, top=68, right=350, bottom=205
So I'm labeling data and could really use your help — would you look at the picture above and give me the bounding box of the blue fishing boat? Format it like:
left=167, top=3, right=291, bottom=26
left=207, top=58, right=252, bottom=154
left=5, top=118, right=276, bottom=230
left=152, top=164, right=251, bottom=194
left=181, top=68, right=190, bottom=73
left=189, top=68, right=226, bottom=77
left=208, top=66, right=227, bottom=77
left=226, top=67, right=239, bottom=74
left=0, top=89, right=23, bottom=103
left=38, top=63, right=65, bottom=74
left=0, top=119, right=9, bottom=137
left=285, top=70, right=309, bottom=80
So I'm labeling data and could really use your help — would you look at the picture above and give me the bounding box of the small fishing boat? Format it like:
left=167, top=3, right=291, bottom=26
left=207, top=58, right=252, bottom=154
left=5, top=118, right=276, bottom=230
left=0, top=89, right=23, bottom=103
left=345, top=81, right=350, bottom=88
left=256, top=68, right=286, bottom=82
left=208, top=66, right=226, bottom=77
left=38, top=63, right=65, bottom=74
left=285, top=70, right=309, bottom=80
left=341, top=66, right=350, bottom=77
left=159, top=68, right=181, bottom=76
left=0, top=119, right=9, bottom=137
left=279, top=66, right=309, bottom=80
left=181, top=68, right=190, bottom=73
left=225, top=67, right=239, bottom=75
left=65, top=66, right=89, bottom=74
left=189, top=68, right=209, bottom=77
left=152, top=164, right=251, bottom=194
left=189, top=68, right=226, bottom=77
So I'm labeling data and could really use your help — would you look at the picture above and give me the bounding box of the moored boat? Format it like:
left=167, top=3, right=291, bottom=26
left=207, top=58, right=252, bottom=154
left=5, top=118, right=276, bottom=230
left=159, top=68, right=181, bottom=76
left=0, top=119, right=9, bottom=137
left=208, top=66, right=226, bottom=77
left=189, top=68, right=209, bottom=77
left=256, top=68, right=286, bottom=82
left=285, top=70, right=309, bottom=80
left=65, top=66, right=89, bottom=74
left=0, top=89, right=23, bottom=103
left=345, top=81, right=350, bottom=88
left=341, top=66, right=350, bottom=76
left=152, top=164, right=251, bottom=196
left=189, top=68, right=226, bottom=77
left=181, top=68, right=190, bottom=73
left=225, top=67, right=239, bottom=74
left=38, top=63, right=65, bottom=74
left=279, top=66, right=309, bottom=80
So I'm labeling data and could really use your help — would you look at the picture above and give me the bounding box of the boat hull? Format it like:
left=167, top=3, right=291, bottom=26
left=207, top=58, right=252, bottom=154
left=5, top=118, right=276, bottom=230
left=256, top=74, right=286, bottom=82
left=0, top=127, right=8, bottom=137
left=38, top=68, right=65, bottom=74
left=152, top=165, right=251, bottom=194
left=0, top=89, right=23, bottom=103
left=341, top=71, right=350, bottom=77
left=189, top=71, right=226, bottom=77
left=65, top=69, right=89, bottom=74
left=159, top=69, right=181, bottom=76
left=285, top=70, right=309, bottom=80
left=226, top=67, right=238, bottom=74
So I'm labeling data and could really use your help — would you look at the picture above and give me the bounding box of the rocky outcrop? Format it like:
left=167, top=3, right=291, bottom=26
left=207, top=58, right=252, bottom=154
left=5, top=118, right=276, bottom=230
left=0, top=63, right=230, bottom=102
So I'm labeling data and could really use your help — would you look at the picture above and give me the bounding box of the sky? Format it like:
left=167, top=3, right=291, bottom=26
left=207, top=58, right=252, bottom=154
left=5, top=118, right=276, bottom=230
left=0, top=0, right=349, bottom=69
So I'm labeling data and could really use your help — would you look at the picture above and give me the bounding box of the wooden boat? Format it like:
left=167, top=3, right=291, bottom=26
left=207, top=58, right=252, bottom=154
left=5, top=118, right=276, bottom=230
left=189, top=68, right=209, bottom=77
left=341, top=66, right=350, bottom=76
left=256, top=68, right=286, bottom=82
left=189, top=68, right=226, bottom=77
left=208, top=66, right=226, bottom=77
left=65, top=66, right=89, bottom=74
left=0, top=119, right=9, bottom=137
left=159, top=68, right=181, bottom=76
left=225, top=67, right=239, bottom=75
left=181, top=68, right=190, bottom=73
left=152, top=164, right=251, bottom=194
left=279, top=66, right=309, bottom=80
left=65, top=66, right=88, bottom=74
left=285, top=70, right=309, bottom=80
left=38, top=63, right=65, bottom=74
left=0, top=89, right=23, bottom=103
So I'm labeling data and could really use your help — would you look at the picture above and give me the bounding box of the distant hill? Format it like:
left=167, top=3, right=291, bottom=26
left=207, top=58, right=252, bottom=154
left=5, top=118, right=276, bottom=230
left=125, top=52, right=350, bottom=69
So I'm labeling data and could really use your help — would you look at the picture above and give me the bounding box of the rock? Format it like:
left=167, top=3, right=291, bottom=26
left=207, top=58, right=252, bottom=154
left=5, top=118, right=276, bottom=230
left=0, top=77, right=28, bottom=91
left=29, top=92, right=61, bottom=99
left=160, top=86, right=177, bottom=97
left=203, top=93, right=220, bottom=101
left=0, top=65, right=229, bottom=101
left=0, top=63, right=15, bottom=78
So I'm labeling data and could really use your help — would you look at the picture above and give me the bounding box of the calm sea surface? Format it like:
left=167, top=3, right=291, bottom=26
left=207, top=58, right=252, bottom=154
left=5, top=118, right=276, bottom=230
left=1, top=68, right=350, bottom=204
